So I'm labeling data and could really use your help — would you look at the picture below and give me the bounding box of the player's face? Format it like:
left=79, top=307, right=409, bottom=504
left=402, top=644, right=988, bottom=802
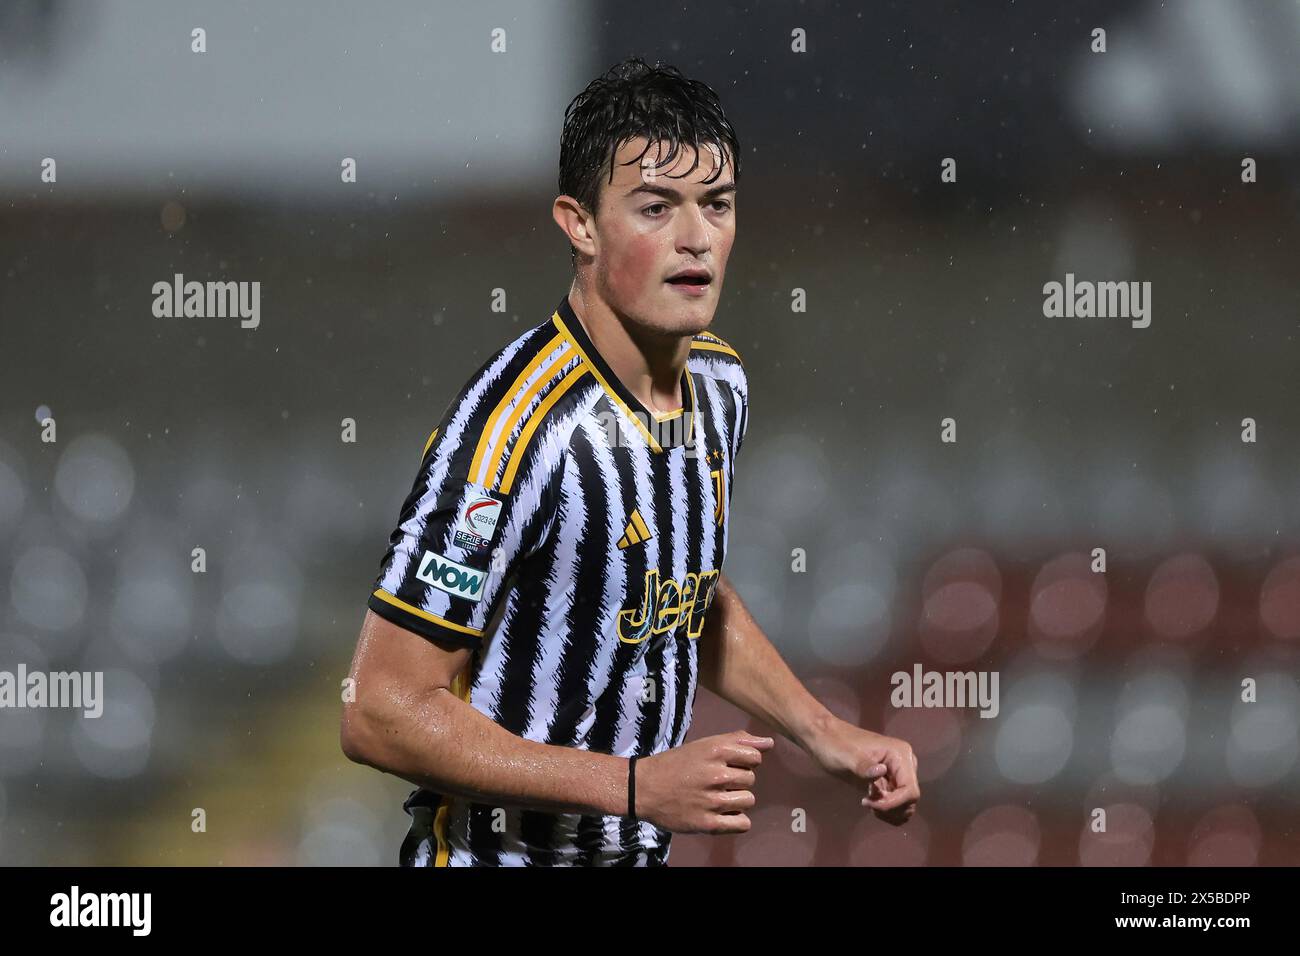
left=591, top=136, right=735, bottom=337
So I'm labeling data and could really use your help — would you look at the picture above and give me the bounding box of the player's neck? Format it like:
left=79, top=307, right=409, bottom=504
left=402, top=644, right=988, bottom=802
left=567, top=284, right=692, bottom=415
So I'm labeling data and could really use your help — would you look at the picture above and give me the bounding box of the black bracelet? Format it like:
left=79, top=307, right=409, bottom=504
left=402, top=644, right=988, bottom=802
left=627, top=756, right=638, bottom=820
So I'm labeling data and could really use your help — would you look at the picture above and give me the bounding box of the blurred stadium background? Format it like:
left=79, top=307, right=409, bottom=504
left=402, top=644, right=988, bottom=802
left=2, top=0, right=1299, bottom=865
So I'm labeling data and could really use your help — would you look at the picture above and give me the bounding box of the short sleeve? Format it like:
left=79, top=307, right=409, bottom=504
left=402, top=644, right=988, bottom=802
left=366, top=366, right=564, bottom=651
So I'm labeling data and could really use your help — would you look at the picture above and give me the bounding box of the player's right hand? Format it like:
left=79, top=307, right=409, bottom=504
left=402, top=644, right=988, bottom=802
left=634, top=731, right=774, bottom=834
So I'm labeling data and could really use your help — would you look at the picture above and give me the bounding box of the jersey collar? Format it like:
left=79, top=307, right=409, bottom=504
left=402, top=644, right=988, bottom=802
left=552, top=295, right=696, bottom=453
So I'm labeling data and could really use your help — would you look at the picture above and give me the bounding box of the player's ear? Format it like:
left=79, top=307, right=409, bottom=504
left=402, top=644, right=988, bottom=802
left=553, top=195, right=597, bottom=258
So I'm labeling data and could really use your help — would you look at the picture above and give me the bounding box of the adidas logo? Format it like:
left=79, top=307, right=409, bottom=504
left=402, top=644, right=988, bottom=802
left=617, top=508, right=653, bottom=550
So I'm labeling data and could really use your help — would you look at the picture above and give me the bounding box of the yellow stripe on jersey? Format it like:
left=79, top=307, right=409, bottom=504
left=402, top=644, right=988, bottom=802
left=552, top=312, right=665, bottom=454
left=693, top=330, right=736, bottom=348
left=422, top=427, right=440, bottom=459
left=468, top=332, right=568, bottom=486
left=370, top=588, right=485, bottom=638
left=481, top=352, right=574, bottom=488
left=690, top=339, right=742, bottom=363
left=432, top=795, right=451, bottom=865
left=498, top=366, right=591, bottom=494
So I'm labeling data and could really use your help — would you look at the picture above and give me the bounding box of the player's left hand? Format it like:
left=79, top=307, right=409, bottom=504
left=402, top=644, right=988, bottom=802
left=806, top=718, right=920, bottom=826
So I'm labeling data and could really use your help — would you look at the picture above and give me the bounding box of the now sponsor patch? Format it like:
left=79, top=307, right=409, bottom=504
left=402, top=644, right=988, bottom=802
left=416, top=549, right=487, bottom=603
left=453, top=485, right=504, bottom=552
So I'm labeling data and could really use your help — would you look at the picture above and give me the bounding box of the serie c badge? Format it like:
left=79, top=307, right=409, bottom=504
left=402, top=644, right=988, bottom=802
left=454, top=486, right=503, bottom=551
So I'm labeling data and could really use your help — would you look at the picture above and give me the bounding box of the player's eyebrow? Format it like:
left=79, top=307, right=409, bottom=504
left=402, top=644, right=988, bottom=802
left=625, top=181, right=737, bottom=202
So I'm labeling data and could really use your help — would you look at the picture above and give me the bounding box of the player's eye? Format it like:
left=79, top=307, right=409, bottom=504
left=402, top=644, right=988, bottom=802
left=642, top=203, right=669, bottom=217
left=709, top=200, right=733, bottom=213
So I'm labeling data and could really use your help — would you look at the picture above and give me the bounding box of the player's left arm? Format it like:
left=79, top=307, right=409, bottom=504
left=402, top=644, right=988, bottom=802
left=697, top=573, right=920, bottom=825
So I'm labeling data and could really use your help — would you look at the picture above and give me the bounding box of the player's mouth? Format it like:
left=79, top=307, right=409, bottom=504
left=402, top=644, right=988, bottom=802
left=664, top=268, right=712, bottom=297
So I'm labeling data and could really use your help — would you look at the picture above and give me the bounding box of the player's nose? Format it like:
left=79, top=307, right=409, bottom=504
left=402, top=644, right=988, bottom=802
left=675, top=205, right=712, bottom=256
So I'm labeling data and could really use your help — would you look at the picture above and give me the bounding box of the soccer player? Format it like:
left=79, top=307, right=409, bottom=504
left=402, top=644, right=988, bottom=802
left=341, top=57, right=920, bottom=866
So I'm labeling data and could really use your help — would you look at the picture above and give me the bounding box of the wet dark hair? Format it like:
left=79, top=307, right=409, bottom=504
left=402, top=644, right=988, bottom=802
left=558, top=56, right=741, bottom=261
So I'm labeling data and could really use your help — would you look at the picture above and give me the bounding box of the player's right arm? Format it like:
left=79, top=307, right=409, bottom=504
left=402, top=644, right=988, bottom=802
left=341, top=608, right=629, bottom=817
left=341, top=608, right=770, bottom=832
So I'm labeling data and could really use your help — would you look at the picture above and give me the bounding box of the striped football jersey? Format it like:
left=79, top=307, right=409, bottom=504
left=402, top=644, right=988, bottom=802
left=367, top=294, right=748, bottom=866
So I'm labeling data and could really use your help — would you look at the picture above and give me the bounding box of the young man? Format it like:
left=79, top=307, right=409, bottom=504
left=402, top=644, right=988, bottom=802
left=341, top=57, right=919, bottom=866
